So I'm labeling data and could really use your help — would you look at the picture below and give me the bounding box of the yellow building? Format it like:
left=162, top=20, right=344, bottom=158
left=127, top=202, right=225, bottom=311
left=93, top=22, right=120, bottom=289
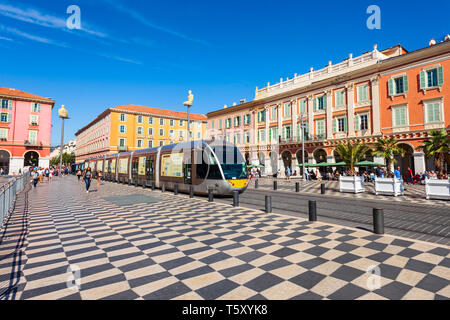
left=75, top=104, right=207, bottom=162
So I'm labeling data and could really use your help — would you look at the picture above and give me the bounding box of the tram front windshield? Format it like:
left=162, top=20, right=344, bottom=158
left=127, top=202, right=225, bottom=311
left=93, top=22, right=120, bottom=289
left=211, top=146, right=247, bottom=180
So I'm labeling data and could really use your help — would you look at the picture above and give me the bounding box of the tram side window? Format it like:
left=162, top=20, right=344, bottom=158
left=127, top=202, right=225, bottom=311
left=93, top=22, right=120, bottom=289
left=132, top=159, right=139, bottom=174
left=195, top=149, right=222, bottom=180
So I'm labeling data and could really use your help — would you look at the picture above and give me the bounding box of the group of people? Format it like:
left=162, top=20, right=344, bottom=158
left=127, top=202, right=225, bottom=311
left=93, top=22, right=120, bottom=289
left=77, top=168, right=102, bottom=193
left=30, top=167, right=56, bottom=187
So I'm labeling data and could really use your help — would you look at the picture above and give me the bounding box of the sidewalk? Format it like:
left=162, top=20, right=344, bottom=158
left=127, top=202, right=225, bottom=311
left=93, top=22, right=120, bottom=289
left=0, top=177, right=448, bottom=300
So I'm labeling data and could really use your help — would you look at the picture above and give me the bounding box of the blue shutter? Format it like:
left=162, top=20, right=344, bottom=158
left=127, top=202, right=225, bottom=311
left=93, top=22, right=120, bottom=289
left=437, top=66, right=444, bottom=86
left=420, top=71, right=426, bottom=89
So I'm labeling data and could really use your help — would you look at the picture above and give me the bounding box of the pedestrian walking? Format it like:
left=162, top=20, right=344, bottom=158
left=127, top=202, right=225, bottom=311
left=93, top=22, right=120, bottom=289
left=83, top=167, right=92, bottom=193
left=77, top=169, right=82, bottom=181
left=31, top=169, right=39, bottom=188
left=97, top=170, right=102, bottom=186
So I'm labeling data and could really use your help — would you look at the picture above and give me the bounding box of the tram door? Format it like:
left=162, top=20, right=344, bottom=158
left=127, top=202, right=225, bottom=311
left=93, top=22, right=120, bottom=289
left=146, top=156, right=154, bottom=181
left=184, top=149, right=192, bottom=184
left=131, top=157, right=139, bottom=182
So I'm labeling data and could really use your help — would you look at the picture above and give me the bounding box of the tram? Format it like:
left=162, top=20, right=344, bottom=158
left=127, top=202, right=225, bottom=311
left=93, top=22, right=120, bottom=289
left=83, top=140, right=249, bottom=195
left=71, top=162, right=85, bottom=174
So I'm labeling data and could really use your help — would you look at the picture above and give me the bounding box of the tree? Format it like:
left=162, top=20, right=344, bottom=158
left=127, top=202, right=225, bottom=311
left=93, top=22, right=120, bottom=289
left=417, top=129, right=450, bottom=176
left=334, top=141, right=372, bottom=175
left=373, top=137, right=405, bottom=176
left=50, top=152, right=75, bottom=167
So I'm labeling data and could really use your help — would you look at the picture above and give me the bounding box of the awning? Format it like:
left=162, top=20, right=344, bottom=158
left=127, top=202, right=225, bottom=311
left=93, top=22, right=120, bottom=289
left=356, top=161, right=386, bottom=167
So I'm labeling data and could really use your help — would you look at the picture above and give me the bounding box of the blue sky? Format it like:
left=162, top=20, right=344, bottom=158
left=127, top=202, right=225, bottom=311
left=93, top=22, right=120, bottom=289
left=0, top=0, right=449, bottom=146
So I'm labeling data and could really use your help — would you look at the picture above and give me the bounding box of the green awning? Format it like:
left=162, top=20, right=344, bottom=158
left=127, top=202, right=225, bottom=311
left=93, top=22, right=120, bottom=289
left=296, top=163, right=317, bottom=167
left=356, top=161, right=386, bottom=167
left=248, top=164, right=265, bottom=168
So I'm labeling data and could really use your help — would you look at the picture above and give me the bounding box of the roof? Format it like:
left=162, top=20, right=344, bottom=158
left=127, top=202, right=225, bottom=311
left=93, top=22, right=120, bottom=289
left=0, top=87, right=55, bottom=104
left=111, top=104, right=207, bottom=121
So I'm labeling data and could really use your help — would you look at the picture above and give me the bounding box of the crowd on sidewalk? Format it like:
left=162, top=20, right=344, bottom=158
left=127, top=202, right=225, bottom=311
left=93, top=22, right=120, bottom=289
left=29, top=166, right=70, bottom=188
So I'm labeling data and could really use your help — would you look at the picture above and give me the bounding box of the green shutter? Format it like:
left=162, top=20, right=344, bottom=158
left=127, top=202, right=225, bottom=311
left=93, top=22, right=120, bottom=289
left=344, top=117, right=348, bottom=132
left=420, top=71, right=426, bottom=89
left=388, top=79, right=394, bottom=96
left=8, top=100, right=12, bottom=110
left=269, top=128, right=272, bottom=141
left=437, top=66, right=444, bottom=86
left=434, top=103, right=441, bottom=122
left=333, top=118, right=337, bottom=133
left=427, top=104, right=434, bottom=123
left=403, top=75, right=409, bottom=93
left=6, top=113, right=11, bottom=123
left=355, top=115, right=360, bottom=131
left=323, top=96, right=327, bottom=109
left=314, top=98, right=317, bottom=111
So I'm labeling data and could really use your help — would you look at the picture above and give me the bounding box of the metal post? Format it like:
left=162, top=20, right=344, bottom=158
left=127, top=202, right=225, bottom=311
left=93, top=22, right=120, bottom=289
left=308, top=200, right=317, bottom=221
left=151, top=181, right=155, bottom=190
left=273, top=181, right=277, bottom=190
left=233, top=191, right=239, bottom=207
left=135, top=179, right=138, bottom=187
left=301, top=114, right=305, bottom=181
left=59, top=117, right=64, bottom=175
left=208, top=188, right=214, bottom=202
left=161, top=183, right=165, bottom=193
left=265, top=195, right=272, bottom=213
left=189, top=185, right=194, bottom=198
left=321, top=183, right=325, bottom=194
left=174, top=184, right=178, bottom=195
left=142, top=180, right=146, bottom=189
left=255, top=179, right=258, bottom=189
left=187, top=105, right=190, bottom=143
left=373, top=208, right=384, bottom=234
left=295, top=182, right=300, bottom=192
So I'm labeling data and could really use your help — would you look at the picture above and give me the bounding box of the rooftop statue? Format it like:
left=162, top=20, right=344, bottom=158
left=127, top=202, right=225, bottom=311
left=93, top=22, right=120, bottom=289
left=184, top=90, right=194, bottom=107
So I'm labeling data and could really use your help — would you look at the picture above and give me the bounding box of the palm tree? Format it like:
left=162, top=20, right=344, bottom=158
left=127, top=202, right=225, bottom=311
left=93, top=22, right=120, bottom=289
left=373, top=137, right=405, bottom=176
left=335, top=141, right=372, bottom=175
left=417, top=129, right=450, bottom=176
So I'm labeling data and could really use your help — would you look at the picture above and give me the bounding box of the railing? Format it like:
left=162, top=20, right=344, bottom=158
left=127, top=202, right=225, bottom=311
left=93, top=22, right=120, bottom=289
left=0, top=172, right=30, bottom=230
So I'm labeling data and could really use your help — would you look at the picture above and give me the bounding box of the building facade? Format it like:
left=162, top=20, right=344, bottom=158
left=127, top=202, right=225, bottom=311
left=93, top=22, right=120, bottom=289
left=75, top=104, right=207, bottom=162
left=50, top=140, right=77, bottom=159
left=207, top=39, right=450, bottom=176
left=0, top=87, right=54, bottom=174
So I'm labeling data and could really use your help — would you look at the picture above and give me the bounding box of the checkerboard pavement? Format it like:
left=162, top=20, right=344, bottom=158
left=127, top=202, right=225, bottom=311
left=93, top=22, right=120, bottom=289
left=0, top=177, right=449, bottom=300
left=255, top=178, right=450, bottom=205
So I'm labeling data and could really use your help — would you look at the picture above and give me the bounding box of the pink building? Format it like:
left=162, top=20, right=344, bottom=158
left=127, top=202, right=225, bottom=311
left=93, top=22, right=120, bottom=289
left=0, top=87, right=55, bottom=174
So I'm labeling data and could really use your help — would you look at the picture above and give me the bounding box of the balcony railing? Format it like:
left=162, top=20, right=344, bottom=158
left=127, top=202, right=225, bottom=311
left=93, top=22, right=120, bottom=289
left=24, top=140, right=43, bottom=147
left=117, top=145, right=128, bottom=151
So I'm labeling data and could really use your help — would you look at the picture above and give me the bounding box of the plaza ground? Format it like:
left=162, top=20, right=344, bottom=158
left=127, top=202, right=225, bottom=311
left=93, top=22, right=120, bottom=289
left=0, top=177, right=448, bottom=300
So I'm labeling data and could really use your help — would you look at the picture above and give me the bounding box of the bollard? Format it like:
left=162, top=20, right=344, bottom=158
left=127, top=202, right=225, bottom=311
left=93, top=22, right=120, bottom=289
left=162, top=183, right=165, bottom=193
left=233, top=191, right=239, bottom=207
left=135, top=179, right=138, bottom=187
left=142, top=180, right=147, bottom=189
left=273, top=181, right=278, bottom=190
left=373, top=208, right=384, bottom=234
left=265, top=195, right=272, bottom=213
left=128, top=179, right=131, bottom=186
left=208, top=188, right=214, bottom=202
left=321, top=183, right=325, bottom=194
left=255, top=180, right=259, bottom=189
left=174, top=184, right=178, bottom=195
left=308, top=200, right=317, bottom=221
left=151, top=181, right=155, bottom=191
left=189, top=185, right=194, bottom=198
left=295, top=182, right=300, bottom=193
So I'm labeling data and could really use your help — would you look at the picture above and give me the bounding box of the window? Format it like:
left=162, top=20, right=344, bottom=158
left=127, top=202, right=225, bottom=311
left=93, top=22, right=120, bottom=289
left=179, top=120, right=184, bottom=126
left=299, top=99, right=307, bottom=114
left=219, top=120, right=222, bottom=129
left=244, top=113, right=251, bottom=124
left=30, top=115, right=39, bottom=125
left=357, top=84, right=369, bottom=102
left=315, top=96, right=326, bottom=111
left=148, top=117, right=153, bottom=124
left=148, top=128, right=154, bottom=135
left=169, top=129, right=175, bottom=137
left=335, top=90, right=345, bottom=107
left=393, top=106, right=408, bottom=127
left=258, top=129, right=266, bottom=142
left=1, top=100, right=12, bottom=110
left=148, top=140, right=153, bottom=148
left=226, top=118, right=232, bottom=128
left=282, top=125, right=292, bottom=139
left=159, top=129, right=164, bottom=136
left=31, top=102, right=40, bottom=112
left=120, top=113, right=126, bottom=122
left=316, top=120, right=325, bottom=137
left=136, top=139, right=143, bottom=148
left=234, top=133, right=241, bottom=145
left=234, top=116, right=241, bottom=127
left=211, top=121, right=215, bottom=129
left=159, top=141, right=164, bottom=147
left=333, top=117, right=347, bottom=133
left=136, top=126, right=144, bottom=135
left=284, top=103, right=291, bottom=118
left=0, top=128, right=8, bottom=140
left=1, top=113, right=11, bottom=123
left=169, top=119, right=174, bottom=126
left=388, top=76, right=409, bottom=95
left=270, top=106, right=277, bottom=121
left=425, top=102, right=442, bottom=123
left=197, top=132, right=201, bottom=139
left=355, top=114, right=369, bottom=131
left=197, top=121, right=202, bottom=128
left=137, top=115, right=143, bottom=123
left=119, top=125, right=126, bottom=133
left=179, top=130, right=185, bottom=138
left=269, top=127, right=279, bottom=142
left=420, top=66, right=444, bottom=89
left=257, top=110, right=266, bottom=122
left=244, top=131, right=250, bottom=143
left=28, top=130, right=37, bottom=144
left=159, top=118, right=165, bottom=125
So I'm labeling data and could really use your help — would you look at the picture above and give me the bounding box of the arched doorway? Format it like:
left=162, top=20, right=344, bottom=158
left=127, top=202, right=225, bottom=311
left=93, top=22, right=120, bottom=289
left=0, top=150, right=10, bottom=174
left=281, top=151, right=292, bottom=173
left=296, top=150, right=308, bottom=176
left=269, top=151, right=278, bottom=175
left=314, top=149, right=327, bottom=173
left=395, top=144, right=414, bottom=177
left=24, top=151, right=39, bottom=168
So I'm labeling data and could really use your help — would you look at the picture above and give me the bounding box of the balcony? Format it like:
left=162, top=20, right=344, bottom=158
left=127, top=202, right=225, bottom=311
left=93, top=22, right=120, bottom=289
left=117, top=145, right=128, bottom=152
left=24, top=140, right=43, bottom=148
left=0, top=137, right=7, bottom=142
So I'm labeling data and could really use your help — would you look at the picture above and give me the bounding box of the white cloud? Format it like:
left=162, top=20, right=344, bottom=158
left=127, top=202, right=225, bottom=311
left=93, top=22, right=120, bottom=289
left=0, top=24, right=69, bottom=48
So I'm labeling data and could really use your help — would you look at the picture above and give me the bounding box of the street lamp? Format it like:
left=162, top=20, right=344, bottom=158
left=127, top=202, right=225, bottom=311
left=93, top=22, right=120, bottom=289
left=58, top=105, right=69, bottom=176
left=183, top=90, right=194, bottom=143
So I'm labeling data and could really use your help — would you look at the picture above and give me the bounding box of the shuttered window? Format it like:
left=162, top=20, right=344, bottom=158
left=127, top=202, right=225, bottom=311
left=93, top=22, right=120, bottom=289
left=335, top=90, right=345, bottom=107
left=420, top=66, right=444, bottom=89
left=393, top=107, right=407, bottom=127
left=316, top=120, right=325, bottom=137
left=299, top=99, right=307, bottom=114
left=0, top=128, right=8, bottom=139
left=284, top=103, right=291, bottom=118
left=426, top=102, right=441, bottom=123
left=357, top=85, right=369, bottom=102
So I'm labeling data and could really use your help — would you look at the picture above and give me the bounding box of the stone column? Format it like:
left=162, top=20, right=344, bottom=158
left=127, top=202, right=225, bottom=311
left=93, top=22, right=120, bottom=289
left=346, top=83, right=355, bottom=137
left=326, top=89, right=333, bottom=139
left=371, top=75, right=381, bottom=135
left=413, top=152, right=426, bottom=174
left=307, top=95, right=314, bottom=139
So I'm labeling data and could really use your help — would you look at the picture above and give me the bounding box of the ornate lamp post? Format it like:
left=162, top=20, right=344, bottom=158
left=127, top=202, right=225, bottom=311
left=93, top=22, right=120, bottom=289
left=183, top=90, right=194, bottom=143
left=58, top=105, right=69, bottom=176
